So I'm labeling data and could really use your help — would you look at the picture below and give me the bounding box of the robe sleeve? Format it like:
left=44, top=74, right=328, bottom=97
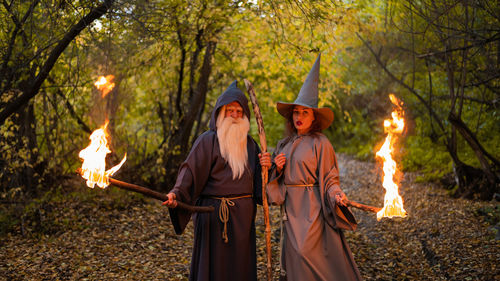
left=168, top=165, right=195, bottom=235
left=266, top=139, right=287, bottom=206
left=168, top=131, right=215, bottom=235
left=316, top=135, right=357, bottom=231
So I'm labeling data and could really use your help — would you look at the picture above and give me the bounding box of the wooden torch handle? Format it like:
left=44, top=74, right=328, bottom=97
left=107, top=177, right=214, bottom=213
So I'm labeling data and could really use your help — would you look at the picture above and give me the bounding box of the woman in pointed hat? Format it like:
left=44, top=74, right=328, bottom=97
left=260, top=54, right=362, bottom=281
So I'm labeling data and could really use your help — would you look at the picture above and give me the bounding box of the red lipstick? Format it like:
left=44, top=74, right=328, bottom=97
left=296, top=121, right=303, bottom=126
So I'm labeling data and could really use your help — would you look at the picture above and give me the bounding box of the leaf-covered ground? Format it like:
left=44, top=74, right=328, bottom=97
left=1, top=154, right=498, bottom=280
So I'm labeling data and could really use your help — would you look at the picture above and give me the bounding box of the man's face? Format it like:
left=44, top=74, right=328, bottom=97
left=225, top=101, right=244, bottom=120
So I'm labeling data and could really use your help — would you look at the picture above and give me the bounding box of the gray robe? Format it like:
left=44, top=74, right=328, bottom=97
left=267, top=132, right=362, bottom=281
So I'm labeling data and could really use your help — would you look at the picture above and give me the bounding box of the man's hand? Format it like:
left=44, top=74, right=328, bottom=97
left=335, top=192, right=348, bottom=207
left=162, top=192, right=177, bottom=208
left=258, top=152, right=272, bottom=169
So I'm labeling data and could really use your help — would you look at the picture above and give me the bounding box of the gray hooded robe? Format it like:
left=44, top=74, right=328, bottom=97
left=267, top=133, right=362, bottom=281
left=168, top=81, right=262, bottom=281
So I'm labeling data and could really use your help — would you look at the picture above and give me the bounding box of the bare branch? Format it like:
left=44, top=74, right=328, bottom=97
left=356, top=32, right=447, bottom=134
left=54, top=89, right=91, bottom=134
left=0, top=0, right=40, bottom=90
left=175, top=14, right=186, bottom=115
left=448, top=113, right=500, bottom=169
left=0, top=0, right=115, bottom=126
left=416, top=34, right=500, bottom=59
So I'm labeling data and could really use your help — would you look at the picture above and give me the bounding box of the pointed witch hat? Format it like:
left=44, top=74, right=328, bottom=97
left=277, top=54, right=334, bottom=130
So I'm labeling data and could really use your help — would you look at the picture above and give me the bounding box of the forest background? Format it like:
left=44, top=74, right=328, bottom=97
left=0, top=0, right=498, bottom=255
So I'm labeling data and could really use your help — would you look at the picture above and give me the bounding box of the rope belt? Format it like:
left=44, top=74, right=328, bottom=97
left=285, top=184, right=318, bottom=187
left=209, top=194, right=252, bottom=243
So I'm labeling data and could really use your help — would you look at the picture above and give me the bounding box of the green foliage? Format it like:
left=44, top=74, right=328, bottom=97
left=456, top=103, right=500, bottom=168
left=328, top=110, right=381, bottom=161
left=327, top=0, right=499, bottom=197
left=0, top=93, right=45, bottom=195
left=0, top=207, right=19, bottom=236
left=403, top=134, right=452, bottom=182
left=1, top=0, right=497, bottom=199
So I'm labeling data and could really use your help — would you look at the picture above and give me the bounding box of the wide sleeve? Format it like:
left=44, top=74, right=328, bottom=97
left=168, top=165, right=195, bottom=235
left=316, top=135, right=357, bottom=231
left=266, top=139, right=287, bottom=206
left=168, top=131, right=215, bottom=234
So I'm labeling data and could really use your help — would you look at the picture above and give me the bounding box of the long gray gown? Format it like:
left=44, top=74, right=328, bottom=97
left=267, top=132, right=362, bottom=281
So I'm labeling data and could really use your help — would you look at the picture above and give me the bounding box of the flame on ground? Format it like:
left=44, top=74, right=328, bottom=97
left=376, top=94, right=407, bottom=220
left=79, top=122, right=126, bottom=188
left=94, top=75, right=115, bottom=98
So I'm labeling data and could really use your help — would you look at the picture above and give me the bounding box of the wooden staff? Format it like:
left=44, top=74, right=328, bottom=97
left=77, top=169, right=213, bottom=213
left=244, top=79, right=272, bottom=281
left=107, top=177, right=214, bottom=213
left=346, top=199, right=381, bottom=213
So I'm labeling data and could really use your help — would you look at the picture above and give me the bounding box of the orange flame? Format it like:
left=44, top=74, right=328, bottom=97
left=79, top=121, right=126, bottom=188
left=94, top=75, right=115, bottom=98
left=376, top=94, right=407, bottom=220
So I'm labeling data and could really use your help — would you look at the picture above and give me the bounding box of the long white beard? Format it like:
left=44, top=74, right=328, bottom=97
left=216, top=111, right=250, bottom=179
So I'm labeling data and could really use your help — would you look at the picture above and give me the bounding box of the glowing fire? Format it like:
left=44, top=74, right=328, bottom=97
left=376, top=94, right=407, bottom=220
left=79, top=122, right=126, bottom=188
left=94, top=75, right=115, bottom=97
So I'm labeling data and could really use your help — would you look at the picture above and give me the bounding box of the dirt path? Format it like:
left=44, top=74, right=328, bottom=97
left=1, top=154, right=498, bottom=280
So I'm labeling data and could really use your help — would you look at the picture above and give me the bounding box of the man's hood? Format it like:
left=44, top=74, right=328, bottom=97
left=209, top=80, right=251, bottom=131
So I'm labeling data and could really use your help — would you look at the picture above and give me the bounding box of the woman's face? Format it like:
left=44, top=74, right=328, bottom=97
left=292, top=105, right=315, bottom=135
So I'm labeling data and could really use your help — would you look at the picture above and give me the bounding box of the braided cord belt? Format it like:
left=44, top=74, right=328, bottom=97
left=209, top=194, right=252, bottom=243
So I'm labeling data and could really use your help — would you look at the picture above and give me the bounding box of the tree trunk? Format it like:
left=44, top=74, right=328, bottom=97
left=0, top=101, right=39, bottom=196
left=448, top=113, right=499, bottom=199
left=0, top=0, right=115, bottom=126
left=20, top=102, right=38, bottom=194
left=178, top=41, right=216, bottom=152
left=163, top=41, right=216, bottom=189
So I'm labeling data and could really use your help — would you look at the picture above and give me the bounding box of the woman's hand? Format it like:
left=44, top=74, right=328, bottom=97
left=162, top=192, right=177, bottom=208
left=335, top=192, right=348, bottom=207
left=274, top=153, right=286, bottom=173
left=258, top=152, right=272, bottom=169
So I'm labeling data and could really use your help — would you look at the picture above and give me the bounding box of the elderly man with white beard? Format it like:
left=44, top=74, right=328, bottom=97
left=163, top=81, right=263, bottom=281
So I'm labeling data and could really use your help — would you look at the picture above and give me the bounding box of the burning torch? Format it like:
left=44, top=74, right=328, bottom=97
left=77, top=75, right=212, bottom=213
left=374, top=94, right=407, bottom=220
left=344, top=94, right=408, bottom=219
